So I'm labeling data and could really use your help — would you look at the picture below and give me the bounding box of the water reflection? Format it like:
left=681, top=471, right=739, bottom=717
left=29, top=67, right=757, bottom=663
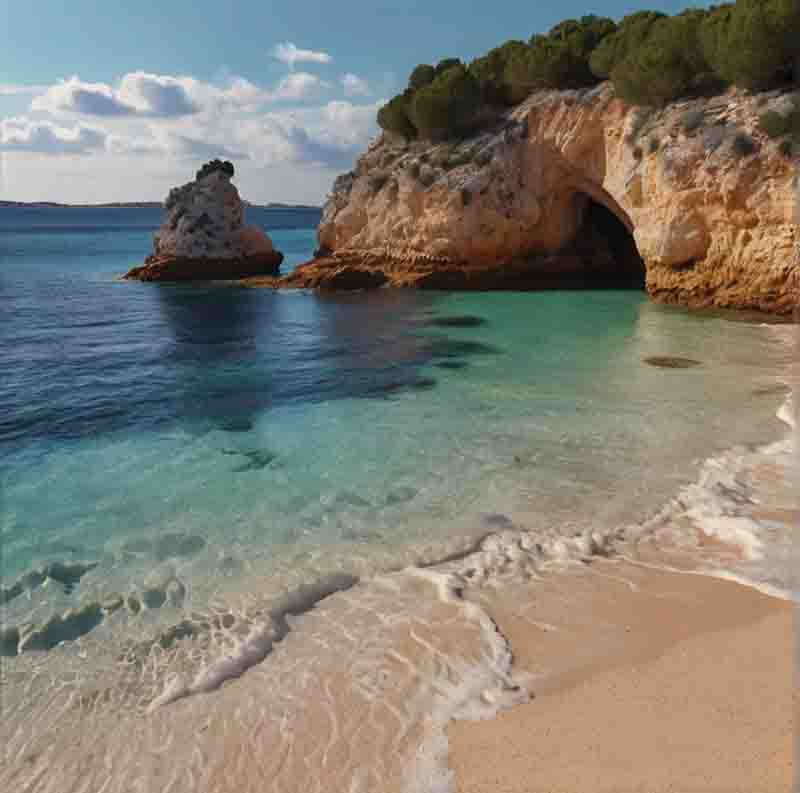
left=153, top=286, right=447, bottom=432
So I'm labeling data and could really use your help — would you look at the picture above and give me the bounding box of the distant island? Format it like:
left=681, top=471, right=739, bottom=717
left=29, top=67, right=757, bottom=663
left=0, top=200, right=321, bottom=210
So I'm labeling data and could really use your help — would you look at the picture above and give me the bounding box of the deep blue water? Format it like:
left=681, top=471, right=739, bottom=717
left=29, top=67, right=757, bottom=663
left=0, top=204, right=793, bottom=603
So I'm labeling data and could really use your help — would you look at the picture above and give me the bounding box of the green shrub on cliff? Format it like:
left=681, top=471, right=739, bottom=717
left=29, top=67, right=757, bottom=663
left=589, top=11, right=667, bottom=79
left=376, top=0, right=799, bottom=140
left=503, top=17, right=616, bottom=102
left=196, top=159, right=234, bottom=180
left=377, top=90, right=417, bottom=139
left=468, top=40, right=529, bottom=105
left=435, top=58, right=463, bottom=77
left=610, top=12, right=715, bottom=106
left=703, top=0, right=799, bottom=90
left=758, top=101, right=800, bottom=141
left=409, top=65, right=482, bottom=140
left=503, top=40, right=582, bottom=102
left=408, top=64, right=436, bottom=91
left=548, top=15, right=617, bottom=64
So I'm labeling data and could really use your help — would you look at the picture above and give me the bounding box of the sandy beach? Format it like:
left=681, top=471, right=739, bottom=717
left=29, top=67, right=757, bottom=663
left=448, top=560, right=795, bottom=792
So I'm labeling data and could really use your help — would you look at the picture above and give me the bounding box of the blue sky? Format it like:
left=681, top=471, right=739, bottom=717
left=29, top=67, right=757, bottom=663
left=0, top=0, right=704, bottom=203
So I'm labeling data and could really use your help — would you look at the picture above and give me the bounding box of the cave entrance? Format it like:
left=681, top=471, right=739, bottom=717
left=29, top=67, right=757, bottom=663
left=565, top=193, right=646, bottom=290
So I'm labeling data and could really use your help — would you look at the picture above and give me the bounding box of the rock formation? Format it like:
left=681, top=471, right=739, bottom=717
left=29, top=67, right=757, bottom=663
left=258, top=84, right=798, bottom=315
left=126, top=161, right=283, bottom=282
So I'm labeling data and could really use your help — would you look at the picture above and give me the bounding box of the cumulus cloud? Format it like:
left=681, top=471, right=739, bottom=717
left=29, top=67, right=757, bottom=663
left=340, top=73, right=370, bottom=97
left=318, top=100, right=383, bottom=145
left=270, top=72, right=328, bottom=101
left=117, top=72, right=199, bottom=116
left=32, top=73, right=198, bottom=118
left=0, top=117, right=106, bottom=154
left=271, top=42, right=332, bottom=70
left=105, top=135, right=162, bottom=157
left=235, top=99, right=381, bottom=170
left=240, top=117, right=357, bottom=169
left=0, top=84, right=48, bottom=96
left=33, top=77, right=133, bottom=116
left=167, top=135, right=250, bottom=161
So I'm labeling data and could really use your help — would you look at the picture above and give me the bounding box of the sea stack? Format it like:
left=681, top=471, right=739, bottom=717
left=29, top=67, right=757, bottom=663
left=125, top=160, right=283, bottom=282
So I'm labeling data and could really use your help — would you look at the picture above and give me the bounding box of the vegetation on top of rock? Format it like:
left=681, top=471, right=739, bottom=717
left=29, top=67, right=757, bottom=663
left=702, top=0, right=799, bottom=91
left=377, top=0, right=799, bottom=141
left=758, top=100, right=800, bottom=142
left=409, top=64, right=483, bottom=141
left=196, top=159, right=235, bottom=181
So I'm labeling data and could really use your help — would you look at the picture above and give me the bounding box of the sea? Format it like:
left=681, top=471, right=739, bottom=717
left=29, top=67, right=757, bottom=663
left=0, top=204, right=796, bottom=792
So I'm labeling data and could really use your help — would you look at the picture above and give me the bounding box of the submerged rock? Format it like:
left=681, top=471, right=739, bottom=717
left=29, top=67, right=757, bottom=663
left=125, top=161, right=283, bottom=282
left=17, top=603, right=104, bottom=653
left=644, top=356, right=702, bottom=368
left=0, top=560, right=98, bottom=605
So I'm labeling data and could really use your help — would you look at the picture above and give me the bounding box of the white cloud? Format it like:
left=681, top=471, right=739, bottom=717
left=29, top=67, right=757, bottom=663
left=28, top=71, right=335, bottom=121
left=0, top=117, right=107, bottom=154
left=32, top=77, right=133, bottom=116
left=105, top=134, right=162, bottom=156
left=340, top=73, right=370, bottom=97
left=32, top=73, right=199, bottom=118
left=271, top=42, right=332, bottom=70
left=234, top=99, right=381, bottom=169
left=117, top=72, right=199, bottom=116
left=166, top=134, right=250, bottom=161
left=3, top=61, right=384, bottom=203
left=318, top=100, right=383, bottom=145
left=270, top=72, right=328, bottom=101
left=0, top=84, right=48, bottom=97
left=236, top=116, right=356, bottom=169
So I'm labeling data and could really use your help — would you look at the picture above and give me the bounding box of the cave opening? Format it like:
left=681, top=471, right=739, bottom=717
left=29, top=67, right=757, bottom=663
left=564, top=193, right=646, bottom=290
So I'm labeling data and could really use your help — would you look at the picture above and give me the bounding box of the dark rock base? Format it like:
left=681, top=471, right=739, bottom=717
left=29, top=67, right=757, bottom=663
left=247, top=252, right=648, bottom=293
left=125, top=252, right=283, bottom=282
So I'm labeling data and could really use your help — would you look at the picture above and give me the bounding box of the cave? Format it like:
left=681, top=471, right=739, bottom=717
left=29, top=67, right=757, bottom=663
left=564, top=193, right=646, bottom=290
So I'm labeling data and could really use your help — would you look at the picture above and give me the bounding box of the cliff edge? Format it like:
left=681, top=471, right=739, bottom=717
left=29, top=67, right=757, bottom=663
left=270, top=85, right=797, bottom=314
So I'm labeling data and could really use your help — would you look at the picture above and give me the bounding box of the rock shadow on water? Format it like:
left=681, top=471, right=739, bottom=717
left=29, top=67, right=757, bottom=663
left=152, top=533, right=207, bottom=561
left=218, top=417, right=255, bottom=433
left=385, top=486, right=418, bottom=506
left=332, top=491, right=372, bottom=509
left=222, top=448, right=277, bottom=472
left=481, top=512, right=516, bottom=530
left=426, top=338, right=501, bottom=359
left=644, top=355, right=702, bottom=369
left=369, top=375, right=438, bottom=398
left=423, top=315, right=488, bottom=329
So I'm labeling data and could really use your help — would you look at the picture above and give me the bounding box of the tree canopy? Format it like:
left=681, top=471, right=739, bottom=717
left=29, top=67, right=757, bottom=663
left=376, top=0, right=799, bottom=141
left=196, top=159, right=235, bottom=180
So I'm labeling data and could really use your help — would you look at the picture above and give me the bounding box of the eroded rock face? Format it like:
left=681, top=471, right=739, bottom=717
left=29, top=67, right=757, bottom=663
left=126, top=169, right=283, bottom=282
left=292, top=84, right=798, bottom=314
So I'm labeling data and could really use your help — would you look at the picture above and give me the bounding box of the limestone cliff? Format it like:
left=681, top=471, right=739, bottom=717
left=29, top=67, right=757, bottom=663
left=126, top=165, right=283, bottom=282
left=272, top=84, right=798, bottom=314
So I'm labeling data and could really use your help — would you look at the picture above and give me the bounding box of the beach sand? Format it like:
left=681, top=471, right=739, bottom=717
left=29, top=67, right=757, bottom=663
left=448, top=560, right=795, bottom=793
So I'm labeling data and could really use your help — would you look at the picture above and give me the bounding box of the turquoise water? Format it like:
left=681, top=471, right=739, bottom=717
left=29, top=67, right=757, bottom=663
left=1, top=208, right=794, bottom=610
left=0, top=205, right=795, bottom=793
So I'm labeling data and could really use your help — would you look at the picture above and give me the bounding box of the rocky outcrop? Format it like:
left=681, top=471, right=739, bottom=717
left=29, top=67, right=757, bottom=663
left=274, top=84, right=798, bottom=314
left=126, top=164, right=283, bottom=282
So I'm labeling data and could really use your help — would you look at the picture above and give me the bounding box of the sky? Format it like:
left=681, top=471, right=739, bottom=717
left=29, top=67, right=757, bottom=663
left=0, top=0, right=703, bottom=204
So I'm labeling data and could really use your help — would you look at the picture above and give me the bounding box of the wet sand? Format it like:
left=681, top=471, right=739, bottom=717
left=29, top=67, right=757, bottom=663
left=448, top=561, right=795, bottom=793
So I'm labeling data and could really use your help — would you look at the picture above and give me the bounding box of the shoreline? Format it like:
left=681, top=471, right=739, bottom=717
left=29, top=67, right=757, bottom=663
left=0, top=295, right=795, bottom=791
left=448, top=560, right=796, bottom=793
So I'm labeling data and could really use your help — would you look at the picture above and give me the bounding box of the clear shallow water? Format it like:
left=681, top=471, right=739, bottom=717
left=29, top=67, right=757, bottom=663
left=0, top=205, right=796, bottom=792
left=1, top=205, right=795, bottom=604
